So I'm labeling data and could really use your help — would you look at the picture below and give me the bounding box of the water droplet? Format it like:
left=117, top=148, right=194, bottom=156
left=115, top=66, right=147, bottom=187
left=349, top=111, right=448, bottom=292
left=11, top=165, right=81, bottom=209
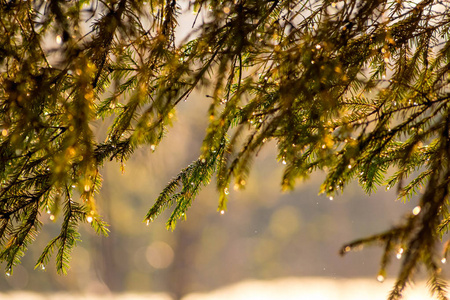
left=282, top=160, right=287, bottom=165
left=86, top=216, right=93, bottom=223
left=41, top=264, right=46, bottom=270
left=56, top=35, right=62, bottom=44
left=50, top=215, right=55, bottom=221
left=146, top=219, right=150, bottom=226
left=396, top=253, right=402, bottom=259
left=1, top=129, right=8, bottom=136
left=150, top=144, right=156, bottom=151
left=377, top=274, right=385, bottom=282
left=412, top=206, right=421, bottom=215
left=84, top=185, right=90, bottom=192
left=6, top=270, right=11, bottom=277
left=224, top=188, right=229, bottom=195
left=347, top=164, right=352, bottom=169
left=442, top=258, right=447, bottom=264
left=329, top=196, right=334, bottom=201
left=220, top=210, right=225, bottom=215
left=315, top=44, right=321, bottom=50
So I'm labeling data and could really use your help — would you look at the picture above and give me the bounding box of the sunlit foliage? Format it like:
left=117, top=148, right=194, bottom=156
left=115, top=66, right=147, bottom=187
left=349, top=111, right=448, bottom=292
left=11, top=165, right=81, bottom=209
left=1, top=0, right=450, bottom=298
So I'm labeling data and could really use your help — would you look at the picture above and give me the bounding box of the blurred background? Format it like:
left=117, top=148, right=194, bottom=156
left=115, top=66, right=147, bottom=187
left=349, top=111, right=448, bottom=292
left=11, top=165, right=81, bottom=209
left=0, top=91, right=434, bottom=299
left=0, top=3, right=442, bottom=298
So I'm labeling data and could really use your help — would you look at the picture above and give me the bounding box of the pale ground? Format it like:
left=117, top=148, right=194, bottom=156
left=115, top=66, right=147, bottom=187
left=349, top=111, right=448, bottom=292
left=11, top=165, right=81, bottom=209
left=0, top=277, right=442, bottom=299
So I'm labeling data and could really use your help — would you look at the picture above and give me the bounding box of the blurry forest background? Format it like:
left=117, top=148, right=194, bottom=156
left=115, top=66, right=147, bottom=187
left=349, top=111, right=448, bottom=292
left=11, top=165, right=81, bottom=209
left=0, top=2, right=432, bottom=299
left=0, top=89, right=421, bottom=298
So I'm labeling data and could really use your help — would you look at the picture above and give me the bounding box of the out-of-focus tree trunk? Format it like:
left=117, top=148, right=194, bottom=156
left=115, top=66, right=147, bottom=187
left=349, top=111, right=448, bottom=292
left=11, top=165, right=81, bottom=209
left=169, top=223, right=202, bottom=300
left=93, top=172, right=125, bottom=292
left=169, top=225, right=190, bottom=300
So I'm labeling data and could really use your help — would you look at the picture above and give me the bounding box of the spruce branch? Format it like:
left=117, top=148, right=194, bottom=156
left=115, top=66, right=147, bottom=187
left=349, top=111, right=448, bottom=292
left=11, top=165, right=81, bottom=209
left=2, top=1, right=450, bottom=298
